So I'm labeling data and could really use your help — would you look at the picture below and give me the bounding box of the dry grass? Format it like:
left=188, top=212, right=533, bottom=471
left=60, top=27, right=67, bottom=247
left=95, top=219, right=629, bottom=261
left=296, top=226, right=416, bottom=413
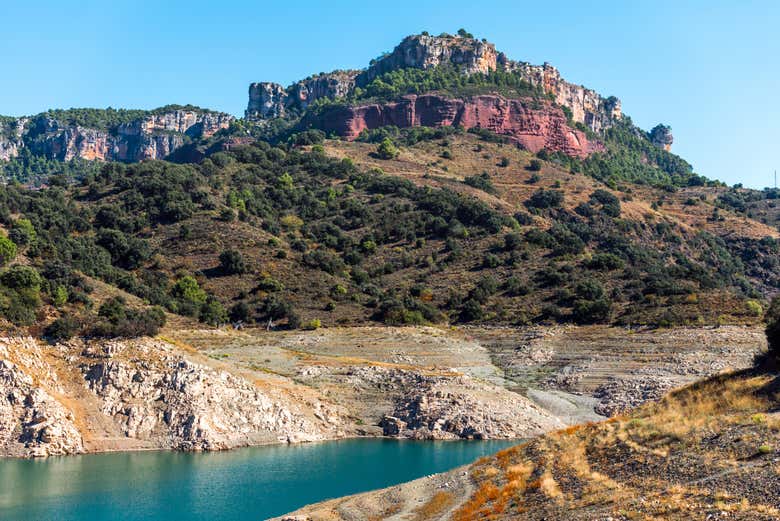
left=447, top=369, right=780, bottom=519
left=413, top=491, right=455, bottom=520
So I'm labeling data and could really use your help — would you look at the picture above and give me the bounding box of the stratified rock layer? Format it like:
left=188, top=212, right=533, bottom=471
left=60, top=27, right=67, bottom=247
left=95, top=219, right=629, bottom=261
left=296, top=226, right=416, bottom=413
left=305, top=94, right=603, bottom=157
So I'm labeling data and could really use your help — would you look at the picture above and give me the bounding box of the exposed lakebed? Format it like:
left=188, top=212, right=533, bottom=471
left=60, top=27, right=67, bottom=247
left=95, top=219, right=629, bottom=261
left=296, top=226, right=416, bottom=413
left=0, top=438, right=516, bottom=521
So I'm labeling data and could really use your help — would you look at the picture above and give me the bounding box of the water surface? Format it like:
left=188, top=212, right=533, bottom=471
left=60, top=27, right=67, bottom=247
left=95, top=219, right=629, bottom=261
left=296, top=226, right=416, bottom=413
left=0, top=438, right=516, bottom=520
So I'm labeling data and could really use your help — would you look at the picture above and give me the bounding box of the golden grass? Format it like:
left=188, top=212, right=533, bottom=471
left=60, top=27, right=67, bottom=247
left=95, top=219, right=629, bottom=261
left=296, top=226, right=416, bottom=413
left=413, top=491, right=455, bottom=520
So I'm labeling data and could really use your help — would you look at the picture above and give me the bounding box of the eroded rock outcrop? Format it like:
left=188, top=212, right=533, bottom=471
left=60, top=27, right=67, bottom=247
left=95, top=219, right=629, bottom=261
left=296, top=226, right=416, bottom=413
left=0, top=336, right=347, bottom=458
left=359, top=33, right=498, bottom=83
left=650, top=123, right=673, bottom=151
left=0, top=119, right=27, bottom=161
left=0, top=338, right=84, bottom=457
left=2, top=109, right=234, bottom=162
left=81, top=339, right=344, bottom=449
left=305, top=94, right=603, bottom=157
left=247, top=71, right=358, bottom=119
left=298, top=365, right=563, bottom=440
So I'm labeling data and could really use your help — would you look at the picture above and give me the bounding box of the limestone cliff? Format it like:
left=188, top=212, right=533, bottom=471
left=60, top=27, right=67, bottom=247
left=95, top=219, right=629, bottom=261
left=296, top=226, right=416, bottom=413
left=0, top=336, right=347, bottom=457
left=358, top=33, right=498, bottom=83
left=2, top=109, right=234, bottom=163
left=650, top=123, right=674, bottom=151
left=0, top=119, right=27, bottom=161
left=304, top=94, right=603, bottom=157
left=247, top=71, right=358, bottom=119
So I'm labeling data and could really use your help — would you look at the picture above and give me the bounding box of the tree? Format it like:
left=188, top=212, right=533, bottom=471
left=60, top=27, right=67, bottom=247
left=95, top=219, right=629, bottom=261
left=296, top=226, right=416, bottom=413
left=0, top=236, right=17, bottom=266
left=525, top=189, right=564, bottom=209
left=219, top=249, right=247, bottom=275
left=9, top=219, right=36, bottom=246
left=527, top=159, right=542, bottom=171
left=375, top=138, right=399, bottom=160
left=199, top=297, right=228, bottom=326
left=172, top=276, right=207, bottom=305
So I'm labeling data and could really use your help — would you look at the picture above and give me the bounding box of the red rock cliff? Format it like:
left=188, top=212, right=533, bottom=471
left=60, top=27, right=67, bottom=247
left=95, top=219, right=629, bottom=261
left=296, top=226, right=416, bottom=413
left=306, top=94, right=603, bottom=158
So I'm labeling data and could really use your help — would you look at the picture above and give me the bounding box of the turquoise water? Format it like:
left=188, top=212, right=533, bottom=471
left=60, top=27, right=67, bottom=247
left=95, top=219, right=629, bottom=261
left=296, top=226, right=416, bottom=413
left=0, top=438, right=516, bottom=520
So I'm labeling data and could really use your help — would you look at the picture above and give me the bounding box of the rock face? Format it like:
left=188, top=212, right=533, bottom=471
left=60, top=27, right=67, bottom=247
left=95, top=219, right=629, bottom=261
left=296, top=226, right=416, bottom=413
left=305, top=94, right=603, bottom=157
left=297, top=364, right=563, bottom=440
left=649, top=123, right=673, bottom=151
left=359, top=33, right=498, bottom=83
left=246, top=71, right=358, bottom=119
left=502, top=60, right=622, bottom=133
left=0, top=119, right=27, bottom=161
left=378, top=371, right=562, bottom=440
left=81, top=339, right=343, bottom=449
left=0, top=338, right=84, bottom=457
left=247, top=32, right=621, bottom=140
left=2, top=109, right=234, bottom=163
left=0, top=336, right=346, bottom=457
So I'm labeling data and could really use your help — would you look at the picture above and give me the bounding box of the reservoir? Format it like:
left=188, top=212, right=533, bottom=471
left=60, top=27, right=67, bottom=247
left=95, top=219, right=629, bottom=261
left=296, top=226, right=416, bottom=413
left=0, top=438, right=517, bottom=520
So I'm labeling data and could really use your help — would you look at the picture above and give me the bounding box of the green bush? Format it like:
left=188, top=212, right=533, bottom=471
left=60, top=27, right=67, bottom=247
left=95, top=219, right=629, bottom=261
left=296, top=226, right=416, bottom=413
left=527, top=159, right=542, bottom=171
left=44, top=315, right=81, bottom=341
left=199, top=297, right=228, bottom=326
left=219, top=249, right=247, bottom=275
left=375, top=138, right=399, bottom=160
left=0, top=236, right=17, bottom=266
left=525, top=189, right=564, bottom=209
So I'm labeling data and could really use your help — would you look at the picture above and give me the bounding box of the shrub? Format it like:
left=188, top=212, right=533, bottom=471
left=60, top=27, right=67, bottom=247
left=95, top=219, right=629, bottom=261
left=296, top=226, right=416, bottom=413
left=172, top=276, right=207, bottom=305
left=303, top=318, right=322, bottom=330
left=464, top=172, right=495, bottom=194
left=498, top=157, right=510, bottom=167
left=482, top=253, right=501, bottom=268
left=199, top=297, right=228, bottom=326
left=572, top=298, right=612, bottom=324
left=219, top=249, right=247, bottom=275
left=93, top=298, right=166, bottom=338
left=229, top=301, right=250, bottom=323
left=505, top=276, right=529, bottom=296
left=1, top=266, right=42, bottom=290
left=745, top=300, right=763, bottom=317
left=503, top=232, right=523, bottom=251
left=586, top=253, right=625, bottom=271
left=0, top=236, right=17, bottom=266
left=460, top=299, right=484, bottom=322
left=525, top=189, right=563, bottom=209
left=376, top=138, right=399, bottom=160
left=9, top=219, right=36, bottom=245
left=527, top=159, right=542, bottom=171
left=44, top=315, right=81, bottom=341
left=575, top=279, right=605, bottom=301
left=590, top=189, right=621, bottom=217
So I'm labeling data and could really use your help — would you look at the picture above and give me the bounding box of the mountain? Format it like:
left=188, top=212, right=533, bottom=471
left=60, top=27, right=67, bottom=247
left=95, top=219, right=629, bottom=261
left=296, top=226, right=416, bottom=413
left=0, top=30, right=775, bottom=340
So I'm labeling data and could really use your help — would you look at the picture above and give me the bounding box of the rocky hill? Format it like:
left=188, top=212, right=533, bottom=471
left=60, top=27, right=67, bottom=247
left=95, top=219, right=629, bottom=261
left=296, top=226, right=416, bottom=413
left=246, top=31, right=623, bottom=153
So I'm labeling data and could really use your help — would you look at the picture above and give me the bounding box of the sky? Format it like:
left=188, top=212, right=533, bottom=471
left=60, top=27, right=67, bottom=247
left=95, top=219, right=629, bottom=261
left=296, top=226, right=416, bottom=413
left=1, top=1, right=778, bottom=188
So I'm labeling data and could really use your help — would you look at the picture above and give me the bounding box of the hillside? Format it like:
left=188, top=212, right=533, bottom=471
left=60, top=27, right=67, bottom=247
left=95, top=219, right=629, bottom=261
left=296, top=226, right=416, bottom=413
left=0, top=117, right=778, bottom=338
left=275, top=368, right=780, bottom=520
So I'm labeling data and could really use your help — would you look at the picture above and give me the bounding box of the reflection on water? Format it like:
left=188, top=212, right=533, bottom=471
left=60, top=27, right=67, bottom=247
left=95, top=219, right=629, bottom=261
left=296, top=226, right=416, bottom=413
left=0, top=438, right=517, bottom=521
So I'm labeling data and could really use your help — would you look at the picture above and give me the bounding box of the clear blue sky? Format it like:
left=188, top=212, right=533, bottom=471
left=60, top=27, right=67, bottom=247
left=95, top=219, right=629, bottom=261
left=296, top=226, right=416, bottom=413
left=2, top=1, right=778, bottom=188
